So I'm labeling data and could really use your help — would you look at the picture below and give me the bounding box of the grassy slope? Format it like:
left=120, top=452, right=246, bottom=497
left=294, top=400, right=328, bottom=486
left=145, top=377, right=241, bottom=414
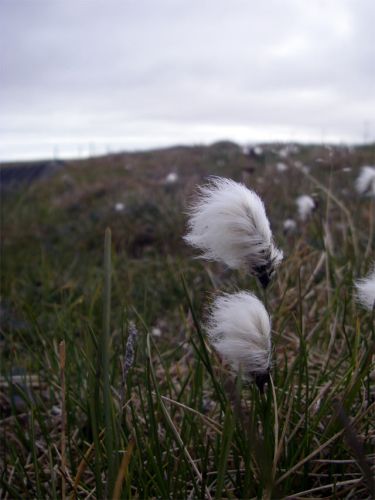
left=1, top=142, right=374, bottom=498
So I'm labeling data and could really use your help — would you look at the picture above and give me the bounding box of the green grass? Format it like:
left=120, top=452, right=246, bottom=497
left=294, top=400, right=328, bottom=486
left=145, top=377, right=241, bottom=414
left=1, top=142, right=374, bottom=498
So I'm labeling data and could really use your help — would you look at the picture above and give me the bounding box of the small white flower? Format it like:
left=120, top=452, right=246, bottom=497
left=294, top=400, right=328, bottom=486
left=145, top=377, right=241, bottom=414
left=355, top=265, right=375, bottom=311
left=243, top=145, right=263, bottom=157
left=151, top=327, right=162, bottom=337
left=115, top=202, right=125, bottom=212
left=206, top=291, right=271, bottom=390
left=283, top=218, right=297, bottom=234
left=276, top=162, right=288, bottom=172
left=355, top=166, right=375, bottom=197
left=278, top=147, right=289, bottom=159
left=253, top=146, right=263, bottom=156
left=51, top=405, right=62, bottom=416
left=165, top=172, right=178, bottom=184
left=279, top=145, right=298, bottom=158
left=301, top=165, right=310, bottom=175
left=296, top=195, right=316, bottom=221
left=184, top=177, right=283, bottom=287
left=295, top=162, right=310, bottom=174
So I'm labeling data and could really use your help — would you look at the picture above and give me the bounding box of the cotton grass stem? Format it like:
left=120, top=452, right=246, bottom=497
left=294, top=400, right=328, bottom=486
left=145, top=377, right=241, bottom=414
left=270, top=375, right=279, bottom=482
left=102, top=228, right=114, bottom=495
left=263, top=375, right=279, bottom=500
left=59, top=340, right=67, bottom=500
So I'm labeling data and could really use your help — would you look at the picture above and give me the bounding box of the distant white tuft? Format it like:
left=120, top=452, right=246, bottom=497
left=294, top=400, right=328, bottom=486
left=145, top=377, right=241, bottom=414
left=115, top=202, right=125, bottom=212
left=276, top=162, right=288, bottom=172
left=151, top=327, right=162, bottom=337
left=355, top=265, right=375, bottom=311
left=296, top=195, right=316, bottom=221
left=295, top=161, right=310, bottom=174
left=253, top=146, right=263, bottom=156
left=355, top=166, right=375, bottom=197
left=206, top=291, right=271, bottom=378
left=278, top=147, right=289, bottom=159
left=184, top=177, right=283, bottom=287
left=283, top=218, right=297, bottom=234
left=165, top=172, right=178, bottom=184
left=301, top=165, right=310, bottom=175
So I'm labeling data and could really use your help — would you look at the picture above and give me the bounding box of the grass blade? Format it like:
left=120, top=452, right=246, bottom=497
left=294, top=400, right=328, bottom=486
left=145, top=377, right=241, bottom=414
left=102, top=227, right=114, bottom=496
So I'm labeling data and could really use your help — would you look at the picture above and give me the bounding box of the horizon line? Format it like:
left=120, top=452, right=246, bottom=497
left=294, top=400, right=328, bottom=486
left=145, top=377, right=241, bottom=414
left=1, top=138, right=374, bottom=165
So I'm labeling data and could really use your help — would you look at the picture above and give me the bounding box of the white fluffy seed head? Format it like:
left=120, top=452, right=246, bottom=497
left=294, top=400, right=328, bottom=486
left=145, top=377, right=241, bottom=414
left=283, top=218, right=297, bottom=234
left=165, top=172, right=178, bottom=184
left=114, top=202, right=125, bottom=212
left=355, top=166, right=375, bottom=197
left=184, top=177, right=283, bottom=286
left=276, top=162, right=288, bottom=172
left=296, top=195, right=316, bottom=221
left=355, top=265, right=375, bottom=311
left=206, top=291, right=272, bottom=378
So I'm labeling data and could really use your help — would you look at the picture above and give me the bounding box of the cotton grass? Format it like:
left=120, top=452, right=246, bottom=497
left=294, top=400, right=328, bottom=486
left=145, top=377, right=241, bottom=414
left=206, top=291, right=272, bottom=390
left=114, top=202, right=125, bottom=212
left=283, top=218, right=297, bottom=234
left=165, top=172, right=179, bottom=184
left=184, top=177, right=283, bottom=287
left=355, top=166, right=375, bottom=197
left=276, top=162, right=288, bottom=172
left=296, top=194, right=316, bottom=221
left=355, top=264, right=375, bottom=311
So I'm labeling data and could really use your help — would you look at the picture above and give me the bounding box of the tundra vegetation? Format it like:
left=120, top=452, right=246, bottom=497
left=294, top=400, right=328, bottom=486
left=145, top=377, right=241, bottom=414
left=1, top=142, right=374, bottom=498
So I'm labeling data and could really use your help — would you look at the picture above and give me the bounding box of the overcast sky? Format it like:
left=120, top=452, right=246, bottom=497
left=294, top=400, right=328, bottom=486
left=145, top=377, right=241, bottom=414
left=1, top=0, right=374, bottom=160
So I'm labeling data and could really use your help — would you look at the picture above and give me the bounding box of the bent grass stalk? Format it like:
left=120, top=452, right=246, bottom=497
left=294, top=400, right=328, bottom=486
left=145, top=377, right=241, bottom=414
left=113, top=438, right=135, bottom=500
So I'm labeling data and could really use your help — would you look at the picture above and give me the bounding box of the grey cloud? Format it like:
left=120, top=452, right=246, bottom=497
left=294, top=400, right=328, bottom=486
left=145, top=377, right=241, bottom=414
left=1, top=0, right=374, bottom=160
